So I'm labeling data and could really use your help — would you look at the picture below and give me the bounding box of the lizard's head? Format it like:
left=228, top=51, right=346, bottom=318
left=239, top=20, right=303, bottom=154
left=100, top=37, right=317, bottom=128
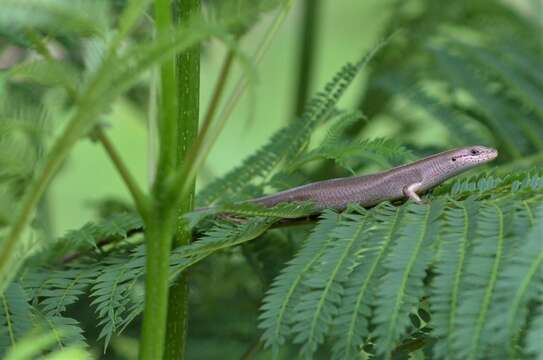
left=448, top=145, right=498, bottom=169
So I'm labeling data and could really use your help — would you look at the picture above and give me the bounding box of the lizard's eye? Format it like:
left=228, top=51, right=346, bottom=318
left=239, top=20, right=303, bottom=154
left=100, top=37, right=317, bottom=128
left=471, top=149, right=479, bottom=155
left=451, top=157, right=456, bottom=162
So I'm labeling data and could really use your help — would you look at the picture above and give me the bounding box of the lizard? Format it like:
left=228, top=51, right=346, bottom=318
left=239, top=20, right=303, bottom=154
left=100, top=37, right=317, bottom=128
left=63, top=146, right=498, bottom=262
left=231, top=145, right=498, bottom=211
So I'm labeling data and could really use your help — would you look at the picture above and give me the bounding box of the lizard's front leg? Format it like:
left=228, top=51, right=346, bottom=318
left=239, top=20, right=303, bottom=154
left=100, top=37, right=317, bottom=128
left=403, top=182, right=428, bottom=205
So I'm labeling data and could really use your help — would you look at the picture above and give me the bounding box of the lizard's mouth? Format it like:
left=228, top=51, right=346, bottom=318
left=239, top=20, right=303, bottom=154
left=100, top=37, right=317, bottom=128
left=485, top=148, right=499, bottom=161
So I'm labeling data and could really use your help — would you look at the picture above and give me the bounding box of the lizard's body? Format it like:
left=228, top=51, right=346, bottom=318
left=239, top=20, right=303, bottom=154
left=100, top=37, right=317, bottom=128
left=243, top=146, right=498, bottom=210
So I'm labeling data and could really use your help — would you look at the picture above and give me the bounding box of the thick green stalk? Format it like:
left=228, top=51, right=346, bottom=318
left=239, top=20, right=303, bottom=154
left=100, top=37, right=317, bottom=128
left=172, top=0, right=200, bottom=241
left=164, top=0, right=201, bottom=359
left=166, top=0, right=296, bottom=207
left=139, top=207, right=178, bottom=360
left=153, top=0, right=179, bottom=191
left=293, top=0, right=321, bottom=117
left=140, top=0, right=179, bottom=359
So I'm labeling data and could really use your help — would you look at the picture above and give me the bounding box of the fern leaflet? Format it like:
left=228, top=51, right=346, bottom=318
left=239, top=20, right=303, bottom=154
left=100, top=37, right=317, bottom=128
left=373, top=200, right=444, bottom=358
left=258, top=211, right=341, bottom=355
left=331, top=204, right=403, bottom=360
left=431, top=198, right=479, bottom=358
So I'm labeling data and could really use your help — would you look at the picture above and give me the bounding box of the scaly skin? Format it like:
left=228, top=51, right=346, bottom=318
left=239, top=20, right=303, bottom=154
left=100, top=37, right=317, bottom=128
left=244, top=146, right=498, bottom=210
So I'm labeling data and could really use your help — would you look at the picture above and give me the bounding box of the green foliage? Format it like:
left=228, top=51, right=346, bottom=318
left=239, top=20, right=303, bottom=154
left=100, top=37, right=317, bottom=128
left=258, top=211, right=340, bottom=352
left=196, top=49, right=380, bottom=205
left=0, top=0, right=110, bottom=38
left=258, top=187, right=543, bottom=359
left=4, top=329, right=90, bottom=360
left=1, top=0, right=543, bottom=358
left=0, top=283, right=32, bottom=355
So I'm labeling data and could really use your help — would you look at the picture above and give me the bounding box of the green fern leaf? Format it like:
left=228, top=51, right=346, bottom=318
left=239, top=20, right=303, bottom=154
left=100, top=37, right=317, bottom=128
left=55, top=212, right=143, bottom=255
left=197, top=42, right=386, bottom=205
left=170, top=217, right=277, bottom=275
left=90, top=250, right=145, bottom=350
left=32, top=266, right=94, bottom=317
left=431, top=198, right=479, bottom=358
left=457, top=43, right=543, bottom=119
left=36, top=314, right=86, bottom=349
left=9, top=60, right=81, bottom=96
left=526, top=290, right=543, bottom=360
left=258, top=211, right=341, bottom=355
left=0, top=283, right=32, bottom=355
left=373, top=200, right=444, bottom=358
left=331, top=204, right=403, bottom=360
left=0, top=0, right=110, bottom=37
left=430, top=46, right=528, bottom=157
left=399, top=85, right=491, bottom=146
left=3, top=328, right=90, bottom=360
left=291, top=137, right=413, bottom=174
left=291, top=208, right=371, bottom=358
left=451, top=203, right=509, bottom=360
left=485, top=203, right=543, bottom=357
left=214, top=201, right=316, bottom=219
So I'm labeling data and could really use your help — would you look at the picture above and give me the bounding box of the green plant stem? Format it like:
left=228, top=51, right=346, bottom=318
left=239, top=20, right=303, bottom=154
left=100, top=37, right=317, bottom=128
left=95, top=127, right=151, bottom=221
left=293, top=0, right=321, bottom=117
left=166, top=0, right=296, bottom=207
left=140, top=208, right=178, bottom=360
left=164, top=0, right=201, bottom=359
left=189, top=47, right=235, bottom=171
left=172, top=0, right=201, bottom=242
left=153, top=0, right=179, bottom=191
left=140, top=0, right=179, bottom=359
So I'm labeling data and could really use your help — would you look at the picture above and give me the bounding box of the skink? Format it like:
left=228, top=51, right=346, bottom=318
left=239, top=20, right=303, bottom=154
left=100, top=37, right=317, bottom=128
left=240, top=146, right=498, bottom=210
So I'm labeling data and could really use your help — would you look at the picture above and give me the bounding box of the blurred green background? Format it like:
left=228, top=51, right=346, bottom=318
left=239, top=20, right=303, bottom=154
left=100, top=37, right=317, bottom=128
left=50, top=0, right=391, bottom=236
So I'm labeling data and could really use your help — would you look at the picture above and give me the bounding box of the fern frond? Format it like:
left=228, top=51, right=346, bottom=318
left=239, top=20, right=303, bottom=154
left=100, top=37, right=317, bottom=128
left=54, top=212, right=143, bottom=255
left=36, top=314, right=86, bottom=349
left=28, top=266, right=94, bottom=317
left=399, top=84, right=491, bottom=146
left=485, top=203, right=543, bottom=357
left=0, top=0, right=110, bottom=37
left=457, top=42, right=543, bottom=119
left=430, top=46, right=529, bottom=157
left=451, top=203, right=509, bottom=360
left=214, top=201, right=316, bottom=219
left=0, top=283, right=32, bottom=355
left=373, top=200, right=444, bottom=358
left=197, top=41, right=386, bottom=205
left=9, top=60, right=81, bottom=96
left=526, top=290, right=543, bottom=360
left=258, top=211, right=341, bottom=355
left=331, top=204, right=403, bottom=360
left=290, top=209, right=371, bottom=358
left=435, top=167, right=543, bottom=200
left=291, top=137, right=413, bottom=173
left=170, top=217, right=277, bottom=274
left=90, top=249, right=145, bottom=350
left=431, top=198, right=479, bottom=358
left=3, top=327, right=89, bottom=360
left=499, top=41, right=543, bottom=90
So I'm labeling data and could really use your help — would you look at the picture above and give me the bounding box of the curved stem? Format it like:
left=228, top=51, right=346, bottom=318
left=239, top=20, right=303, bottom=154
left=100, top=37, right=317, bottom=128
left=95, top=127, right=151, bottom=221
left=0, top=113, right=88, bottom=292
